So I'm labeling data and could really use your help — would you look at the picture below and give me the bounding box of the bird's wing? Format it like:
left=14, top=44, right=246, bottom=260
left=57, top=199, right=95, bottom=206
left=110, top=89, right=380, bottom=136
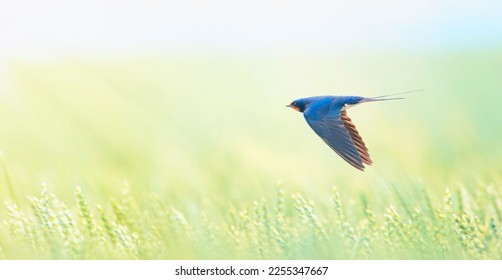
left=304, top=107, right=372, bottom=171
left=340, top=110, right=373, bottom=166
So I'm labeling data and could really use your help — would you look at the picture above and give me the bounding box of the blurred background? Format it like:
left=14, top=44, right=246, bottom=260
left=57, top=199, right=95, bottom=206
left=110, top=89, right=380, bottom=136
left=0, top=0, right=501, bottom=206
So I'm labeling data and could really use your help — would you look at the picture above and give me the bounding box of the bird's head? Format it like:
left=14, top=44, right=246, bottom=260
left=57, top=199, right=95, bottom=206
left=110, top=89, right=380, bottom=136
left=286, top=98, right=310, bottom=113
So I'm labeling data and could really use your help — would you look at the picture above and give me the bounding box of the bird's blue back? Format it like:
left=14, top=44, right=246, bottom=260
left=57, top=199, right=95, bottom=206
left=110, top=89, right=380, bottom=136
left=293, top=96, right=364, bottom=119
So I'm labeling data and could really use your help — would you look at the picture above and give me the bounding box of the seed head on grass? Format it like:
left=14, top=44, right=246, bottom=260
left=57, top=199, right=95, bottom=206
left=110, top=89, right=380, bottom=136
left=97, top=205, right=116, bottom=245
left=5, top=202, right=39, bottom=252
left=75, top=187, right=97, bottom=237
left=29, top=187, right=61, bottom=257
left=332, top=187, right=345, bottom=223
left=331, top=187, right=357, bottom=250
left=292, top=193, right=327, bottom=240
left=273, top=184, right=289, bottom=251
left=50, top=196, right=82, bottom=257
left=113, top=223, right=140, bottom=258
left=171, top=208, right=195, bottom=242
left=111, top=199, right=135, bottom=232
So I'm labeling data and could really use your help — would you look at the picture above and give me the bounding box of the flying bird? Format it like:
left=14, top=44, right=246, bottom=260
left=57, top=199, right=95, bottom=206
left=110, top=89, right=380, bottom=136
left=287, top=90, right=420, bottom=171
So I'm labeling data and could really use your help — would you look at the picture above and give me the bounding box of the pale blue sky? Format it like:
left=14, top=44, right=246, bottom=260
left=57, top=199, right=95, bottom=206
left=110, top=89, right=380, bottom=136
left=1, top=0, right=501, bottom=58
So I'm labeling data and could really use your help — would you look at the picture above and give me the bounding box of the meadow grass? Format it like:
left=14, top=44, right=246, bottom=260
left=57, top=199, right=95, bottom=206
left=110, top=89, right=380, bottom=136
left=0, top=50, right=501, bottom=259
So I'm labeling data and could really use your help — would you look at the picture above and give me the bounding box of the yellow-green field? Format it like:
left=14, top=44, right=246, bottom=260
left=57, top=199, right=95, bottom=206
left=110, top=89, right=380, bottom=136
left=0, top=50, right=501, bottom=259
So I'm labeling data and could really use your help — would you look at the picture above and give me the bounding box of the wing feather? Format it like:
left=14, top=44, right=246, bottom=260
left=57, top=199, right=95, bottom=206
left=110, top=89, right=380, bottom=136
left=340, top=111, right=373, bottom=165
left=304, top=106, right=369, bottom=170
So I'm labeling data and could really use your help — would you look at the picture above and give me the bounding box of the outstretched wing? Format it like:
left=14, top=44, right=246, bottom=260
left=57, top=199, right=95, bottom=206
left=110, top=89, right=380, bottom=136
left=340, top=110, right=372, bottom=166
left=304, top=107, right=372, bottom=171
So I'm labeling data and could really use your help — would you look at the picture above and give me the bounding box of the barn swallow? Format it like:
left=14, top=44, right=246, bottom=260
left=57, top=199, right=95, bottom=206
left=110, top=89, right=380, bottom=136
left=287, top=90, right=420, bottom=171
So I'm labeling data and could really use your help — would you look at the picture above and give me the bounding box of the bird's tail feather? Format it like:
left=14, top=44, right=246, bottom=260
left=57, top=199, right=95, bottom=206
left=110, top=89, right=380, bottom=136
left=361, top=96, right=404, bottom=102
left=360, top=89, right=423, bottom=103
left=373, top=89, right=423, bottom=99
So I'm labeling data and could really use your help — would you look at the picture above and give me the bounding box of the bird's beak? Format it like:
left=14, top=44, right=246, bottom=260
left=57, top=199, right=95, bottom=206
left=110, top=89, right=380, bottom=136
left=286, top=104, right=300, bottom=112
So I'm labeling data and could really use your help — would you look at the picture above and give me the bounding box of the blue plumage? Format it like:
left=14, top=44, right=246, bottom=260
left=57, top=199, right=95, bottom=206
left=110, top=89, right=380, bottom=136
left=287, top=95, right=399, bottom=171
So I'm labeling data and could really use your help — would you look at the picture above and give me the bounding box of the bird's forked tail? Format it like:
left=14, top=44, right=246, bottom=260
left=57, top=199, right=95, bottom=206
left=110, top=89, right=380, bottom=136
left=361, top=89, right=423, bottom=103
